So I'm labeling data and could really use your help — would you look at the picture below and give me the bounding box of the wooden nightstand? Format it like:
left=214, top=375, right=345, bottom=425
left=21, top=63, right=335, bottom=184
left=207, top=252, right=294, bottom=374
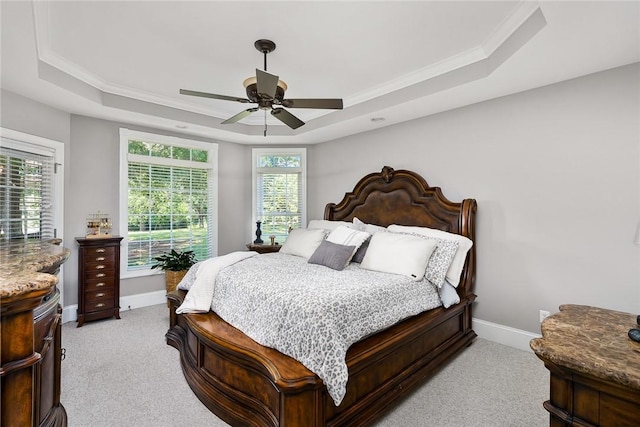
left=246, top=243, right=281, bottom=254
left=530, top=305, right=640, bottom=426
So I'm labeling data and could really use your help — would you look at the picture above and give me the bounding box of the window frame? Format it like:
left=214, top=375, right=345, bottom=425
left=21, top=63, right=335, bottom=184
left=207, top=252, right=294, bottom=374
left=251, top=147, right=307, bottom=242
left=119, top=128, right=218, bottom=279
left=0, top=127, right=65, bottom=301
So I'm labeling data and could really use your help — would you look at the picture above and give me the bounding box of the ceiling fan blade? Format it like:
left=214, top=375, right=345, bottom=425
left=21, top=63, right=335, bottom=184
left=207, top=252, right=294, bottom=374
left=180, top=89, right=251, bottom=104
left=256, top=69, right=279, bottom=99
left=271, top=108, right=305, bottom=129
left=281, top=98, right=343, bottom=109
left=221, top=108, right=259, bottom=124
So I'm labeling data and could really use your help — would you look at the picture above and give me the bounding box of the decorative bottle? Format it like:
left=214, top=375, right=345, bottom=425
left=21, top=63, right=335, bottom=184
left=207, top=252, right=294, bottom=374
left=254, top=221, right=264, bottom=244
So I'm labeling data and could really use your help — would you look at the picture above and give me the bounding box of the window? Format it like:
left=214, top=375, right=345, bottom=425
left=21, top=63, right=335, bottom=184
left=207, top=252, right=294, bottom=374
left=119, top=129, right=217, bottom=277
left=252, top=148, right=306, bottom=242
left=0, top=129, right=63, bottom=247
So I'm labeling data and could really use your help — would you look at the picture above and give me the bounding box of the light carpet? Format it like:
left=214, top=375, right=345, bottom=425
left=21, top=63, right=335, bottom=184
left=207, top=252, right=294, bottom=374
left=61, top=304, right=549, bottom=426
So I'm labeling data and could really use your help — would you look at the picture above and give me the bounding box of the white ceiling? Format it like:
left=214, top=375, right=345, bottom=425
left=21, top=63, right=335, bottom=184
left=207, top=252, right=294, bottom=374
left=1, top=1, right=639, bottom=144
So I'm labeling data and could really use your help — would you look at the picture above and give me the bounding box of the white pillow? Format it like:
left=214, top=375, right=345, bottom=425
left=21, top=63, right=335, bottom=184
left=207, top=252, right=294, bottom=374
left=352, top=217, right=386, bottom=234
left=360, top=232, right=437, bottom=281
left=387, top=224, right=473, bottom=288
left=279, top=228, right=326, bottom=259
left=307, top=219, right=352, bottom=232
left=176, top=261, right=202, bottom=291
left=326, top=225, right=370, bottom=254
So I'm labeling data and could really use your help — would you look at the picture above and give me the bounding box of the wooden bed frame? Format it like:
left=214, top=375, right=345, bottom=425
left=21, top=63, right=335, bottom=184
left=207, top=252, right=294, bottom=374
left=166, top=166, right=477, bottom=426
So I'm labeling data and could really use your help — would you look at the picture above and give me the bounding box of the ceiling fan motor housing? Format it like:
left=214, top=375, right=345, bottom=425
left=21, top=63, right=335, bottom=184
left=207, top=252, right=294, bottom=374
left=243, top=77, right=287, bottom=106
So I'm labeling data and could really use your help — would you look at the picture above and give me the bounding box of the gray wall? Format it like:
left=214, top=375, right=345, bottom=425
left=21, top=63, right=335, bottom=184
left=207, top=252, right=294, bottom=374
left=66, top=116, right=250, bottom=303
left=0, top=89, right=71, bottom=143
left=308, top=63, right=640, bottom=334
left=0, top=92, right=250, bottom=305
left=3, top=63, right=639, bottom=335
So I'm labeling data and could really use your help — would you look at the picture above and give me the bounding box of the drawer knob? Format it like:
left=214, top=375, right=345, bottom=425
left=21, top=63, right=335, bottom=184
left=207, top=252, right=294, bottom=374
left=96, top=293, right=105, bottom=298
left=96, top=248, right=106, bottom=253
left=95, top=303, right=106, bottom=308
left=96, top=273, right=106, bottom=278
left=96, top=256, right=105, bottom=261
left=96, top=282, right=106, bottom=287
left=96, top=265, right=105, bottom=270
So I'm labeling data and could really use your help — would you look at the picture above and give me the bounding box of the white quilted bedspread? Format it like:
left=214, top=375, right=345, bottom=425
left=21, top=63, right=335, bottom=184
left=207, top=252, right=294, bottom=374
left=206, top=252, right=442, bottom=405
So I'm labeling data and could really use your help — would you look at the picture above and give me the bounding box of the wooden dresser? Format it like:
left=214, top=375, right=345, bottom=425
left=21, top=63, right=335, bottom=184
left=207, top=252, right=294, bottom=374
left=75, top=236, right=123, bottom=327
left=530, top=304, right=640, bottom=427
left=0, top=239, right=70, bottom=427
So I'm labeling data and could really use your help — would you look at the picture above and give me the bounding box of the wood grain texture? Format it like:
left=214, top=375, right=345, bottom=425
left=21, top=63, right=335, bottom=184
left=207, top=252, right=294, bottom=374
left=532, top=305, right=640, bottom=426
left=75, top=236, right=123, bottom=327
left=167, top=166, right=477, bottom=426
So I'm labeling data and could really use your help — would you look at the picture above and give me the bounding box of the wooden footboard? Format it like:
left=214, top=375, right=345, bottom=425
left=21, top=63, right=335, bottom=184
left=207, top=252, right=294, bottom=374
left=167, top=289, right=476, bottom=427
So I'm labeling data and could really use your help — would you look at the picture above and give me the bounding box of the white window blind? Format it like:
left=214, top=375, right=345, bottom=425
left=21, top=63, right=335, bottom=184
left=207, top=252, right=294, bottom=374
left=253, top=149, right=306, bottom=241
left=121, top=130, right=217, bottom=274
left=0, top=145, right=55, bottom=245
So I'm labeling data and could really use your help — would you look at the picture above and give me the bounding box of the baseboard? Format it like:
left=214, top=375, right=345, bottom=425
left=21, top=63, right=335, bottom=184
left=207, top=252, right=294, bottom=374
left=62, top=290, right=167, bottom=324
left=472, top=318, right=541, bottom=352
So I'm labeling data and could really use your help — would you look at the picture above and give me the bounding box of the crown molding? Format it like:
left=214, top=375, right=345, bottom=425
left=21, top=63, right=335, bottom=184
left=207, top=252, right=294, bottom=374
left=30, top=0, right=545, bottom=133
left=346, top=1, right=543, bottom=106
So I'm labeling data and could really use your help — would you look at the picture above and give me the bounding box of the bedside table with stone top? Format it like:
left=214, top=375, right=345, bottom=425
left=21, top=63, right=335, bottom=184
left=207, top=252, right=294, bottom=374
left=246, top=243, right=281, bottom=254
left=530, top=304, right=640, bottom=427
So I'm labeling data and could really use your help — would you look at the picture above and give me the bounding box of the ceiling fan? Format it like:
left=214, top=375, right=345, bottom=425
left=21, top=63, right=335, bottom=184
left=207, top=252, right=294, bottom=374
left=180, top=39, right=343, bottom=136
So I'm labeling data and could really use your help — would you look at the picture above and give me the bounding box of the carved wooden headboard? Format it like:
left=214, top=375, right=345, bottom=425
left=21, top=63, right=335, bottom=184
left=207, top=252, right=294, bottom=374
left=324, top=166, right=477, bottom=299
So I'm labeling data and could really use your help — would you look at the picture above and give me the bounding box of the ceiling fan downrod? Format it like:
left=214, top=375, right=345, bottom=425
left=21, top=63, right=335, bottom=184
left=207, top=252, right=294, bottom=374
left=254, top=39, right=276, bottom=71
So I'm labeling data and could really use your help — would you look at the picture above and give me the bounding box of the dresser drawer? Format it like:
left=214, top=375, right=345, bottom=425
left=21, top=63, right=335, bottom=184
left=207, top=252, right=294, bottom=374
left=85, top=287, right=115, bottom=303
left=85, top=246, right=116, bottom=259
left=84, top=268, right=116, bottom=282
left=84, top=277, right=115, bottom=292
left=84, top=259, right=116, bottom=273
left=84, top=298, right=116, bottom=314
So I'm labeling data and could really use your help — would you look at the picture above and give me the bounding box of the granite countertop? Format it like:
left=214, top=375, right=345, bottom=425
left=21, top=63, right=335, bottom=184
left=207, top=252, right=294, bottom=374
left=530, top=304, right=640, bottom=391
left=0, top=239, right=71, bottom=299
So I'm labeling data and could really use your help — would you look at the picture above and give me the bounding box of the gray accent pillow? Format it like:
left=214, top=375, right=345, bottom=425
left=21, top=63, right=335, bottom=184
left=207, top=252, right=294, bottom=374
left=308, top=240, right=356, bottom=271
left=351, top=237, right=370, bottom=263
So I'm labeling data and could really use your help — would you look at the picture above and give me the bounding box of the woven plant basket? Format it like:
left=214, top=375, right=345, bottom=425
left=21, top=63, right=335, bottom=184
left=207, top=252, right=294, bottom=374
left=165, top=270, right=188, bottom=307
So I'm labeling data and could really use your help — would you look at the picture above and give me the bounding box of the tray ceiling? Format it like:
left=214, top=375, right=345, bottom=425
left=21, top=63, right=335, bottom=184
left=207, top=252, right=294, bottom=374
left=1, top=1, right=639, bottom=144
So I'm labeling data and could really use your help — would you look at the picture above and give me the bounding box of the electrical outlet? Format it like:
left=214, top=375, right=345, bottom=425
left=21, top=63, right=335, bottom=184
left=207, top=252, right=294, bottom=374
left=539, top=310, right=550, bottom=323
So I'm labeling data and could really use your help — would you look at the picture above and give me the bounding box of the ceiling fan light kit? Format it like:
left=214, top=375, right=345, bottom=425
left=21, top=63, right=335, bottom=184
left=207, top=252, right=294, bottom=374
left=180, top=39, right=343, bottom=135
left=242, top=76, right=288, bottom=107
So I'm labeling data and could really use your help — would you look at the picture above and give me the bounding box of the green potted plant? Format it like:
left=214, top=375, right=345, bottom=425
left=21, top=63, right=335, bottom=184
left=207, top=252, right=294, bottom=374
left=150, top=249, right=198, bottom=305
